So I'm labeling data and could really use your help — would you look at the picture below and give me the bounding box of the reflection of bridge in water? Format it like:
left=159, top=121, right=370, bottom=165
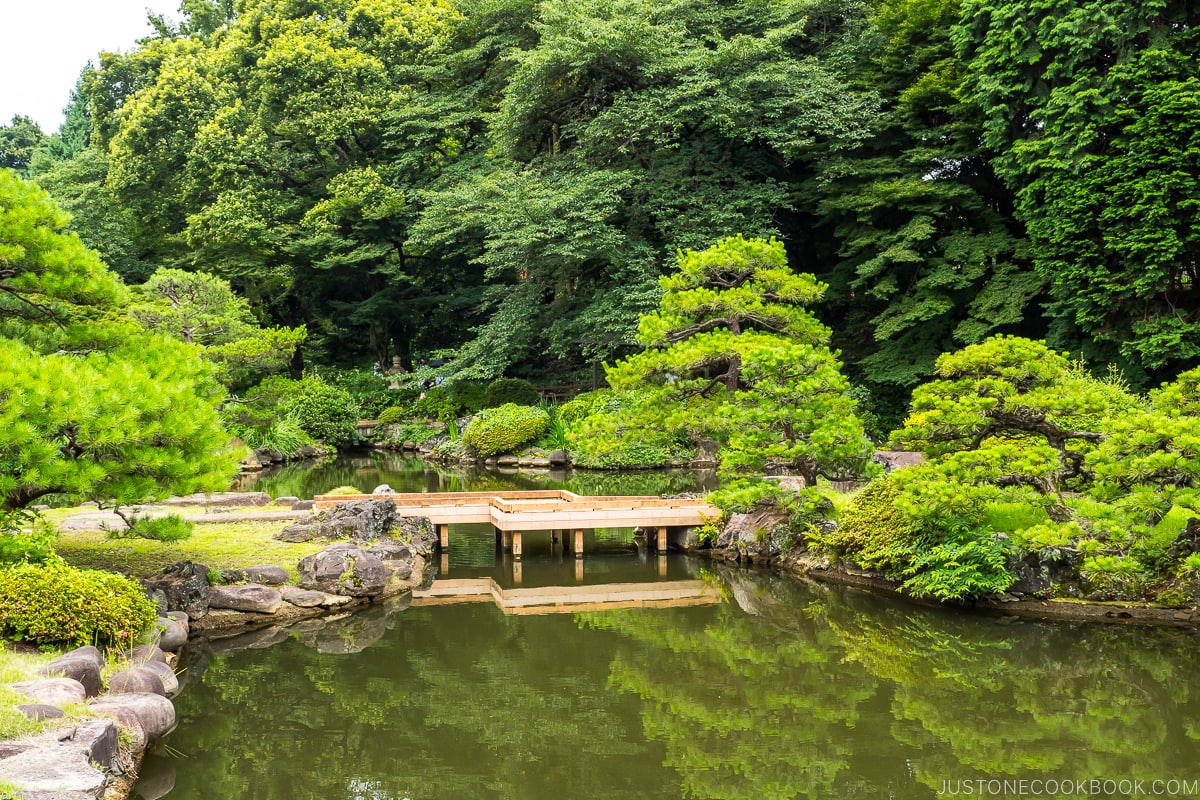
left=412, top=578, right=723, bottom=615
left=314, top=490, right=721, bottom=557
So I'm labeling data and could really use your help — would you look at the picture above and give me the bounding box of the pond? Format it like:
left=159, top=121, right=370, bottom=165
left=133, top=456, right=1200, bottom=799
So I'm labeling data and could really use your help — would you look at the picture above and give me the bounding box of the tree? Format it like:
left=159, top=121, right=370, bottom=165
left=0, top=336, right=235, bottom=511
left=0, top=168, right=128, bottom=349
left=0, top=172, right=237, bottom=512
left=956, top=0, right=1200, bottom=377
left=0, top=117, right=46, bottom=177
left=129, top=267, right=305, bottom=388
left=605, top=235, right=873, bottom=480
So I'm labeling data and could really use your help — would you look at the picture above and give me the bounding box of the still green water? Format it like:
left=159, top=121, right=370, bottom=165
left=134, top=457, right=1200, bottom=799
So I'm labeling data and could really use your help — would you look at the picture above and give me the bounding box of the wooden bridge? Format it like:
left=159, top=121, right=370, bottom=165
left=312, top=490, right=720, bottom=557
left=412, top=578, right=722, bottom=615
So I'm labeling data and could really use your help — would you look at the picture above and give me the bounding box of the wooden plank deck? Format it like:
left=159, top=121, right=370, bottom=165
left=312, top=490, right=721, bottom=556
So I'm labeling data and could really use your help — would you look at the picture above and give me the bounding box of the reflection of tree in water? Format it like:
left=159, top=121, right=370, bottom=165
left=818, top=593, right=1200, bottom=794
left=581, top=569, right=884, bottom=799
left=162, top=602, right=676, bottom=799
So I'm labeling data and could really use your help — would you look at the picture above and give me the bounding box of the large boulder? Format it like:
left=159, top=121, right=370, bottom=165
left=107, top=667, right=166, bottom=697
left=275, top=498, right=397, bottom=543
left=0, top=720, right=118, bottom=796
left=298, top=543, right=392, bottom=597
left=714, top=506, right=794, bottom=562
left=208, top=584, right=284, bottom=614
left=392, top=517, right=437, bottom=558
left=11, top=678, right=87, bottom=707
left=365, top=542, right=415, bottom=580
left=89, top=693, right=176, bottom=740
left=139, top=660, right=180, bottom=696
left=39, top=655, right=102, bottom=698
left=143, top=561, right=212, bottom=620
left=154, top=616, right=188, bottom=651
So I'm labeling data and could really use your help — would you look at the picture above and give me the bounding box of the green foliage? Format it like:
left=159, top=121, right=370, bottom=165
left=228, top=375, right=360, bottom=450
left=325, top=486, right=363, bottom=496
left=566, top=389, right=691, bottom=469
left=603, top=236, right=874, bottom=480
left=0, top=510, right=58, bottom=566
left=814, top=477, right=925, bottom=576
left=375, top=407, right=405, bottom=426
left=0, top=562, right=155, bottom=646
left=412, top=381, right=487, bottom=421
left=483, top=378, right=540, bottom=408
left=106, top=514, right=195, bottom=543
left=461, top=404, right=550, bottom=458
left=900, top=531, right=1015, bottom=601
left=233, top=415, right=314, bottom=460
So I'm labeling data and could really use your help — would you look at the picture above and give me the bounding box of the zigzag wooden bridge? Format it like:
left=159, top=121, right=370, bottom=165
left=312, top=490, right=721, bottom=558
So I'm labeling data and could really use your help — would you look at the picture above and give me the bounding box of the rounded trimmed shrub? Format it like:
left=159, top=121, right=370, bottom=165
left=376, top=406, right=405, bottom=426
left=483, top=378, right=540, bottom=409
left=0, top=562, right=156, bottom=646
left=462, top=404, right=550, bottom=457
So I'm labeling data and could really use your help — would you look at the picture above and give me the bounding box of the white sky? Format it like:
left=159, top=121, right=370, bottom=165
left=0, top=0, right=181, bottom=133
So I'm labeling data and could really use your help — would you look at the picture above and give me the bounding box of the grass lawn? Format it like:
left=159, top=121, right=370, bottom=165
left=0, top=644, right=90, bottom=742
left=55, top=519, right=325, bottom=580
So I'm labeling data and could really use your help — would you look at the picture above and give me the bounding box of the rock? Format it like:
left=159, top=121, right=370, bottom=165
left=0, top=720, right=119, bottom=796
left=166, top=610, right=190, bottom=632
left=12, top=678, right=86, bottom=707
left=254, top=448, right=284, bottom=465
left=714, top=506, right=794, bottom=561
left=107, top=667, right=166, bottom=697
left=161, top=492, right=272, bottom=508
left=17, top=704, right=64, bottom=721
left=89, top=703, right=148, bottom=751
left=275, top=498, right=397, bottom=543
left=148, top=588, right=169, bottom=616
left=764, top=475, right=808, bottom=493
left=667, top=526, right=705, bottom=551
left=143, top=560, right=211, bottom=620
left=292, top=499, right=315, bottom=511
left=154, top=617, right=188, bottom=651
left=548, top=449, right=570, bottom=466
left=208, top=584, right=283, bottom=614
left=273, top=495, right=300, bottom=506
left=496, top=455, right=519, bottom=466
left=138, top=660, right=179, bottom=696
left=528, top=457, right=551, bottom=468
left=1007, top=549, right=1081, bottom=596
left=296, top=444, right=321, bottom=458
left=371, top=484, right=395, bottom=494
left=688, top=438, right=720, bottom=469
left=39, top=656, right=102, bottom=698
left=88, top=693, right=176, bottom=740
left=298, top=543, right=392, bottom=597
left=126, top=645, right=167, bottom=666
left=240, top=454, right=263, bottom=471
left=873, top=450, right=925, bottom=472
left=365, top=542, right=414, bottom=580
left=392, top=516, right=438, bottom=558
left=220, top=565, right=288, bottom=585
left=280, top=586, right=328, bottom=608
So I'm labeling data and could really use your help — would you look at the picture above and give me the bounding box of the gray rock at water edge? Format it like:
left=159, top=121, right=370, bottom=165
left=254, top=448, right=284, bottom=465
left=89, top=703, right=148, bottom=751
left=154, top=617, right=188, bottom=652
left=38, top=656, right=102, bottom=698
left=220, top=565, right=289, bottom=585
left=279, top=585, right=328, bottom=608
left=496, top=455, right=519, bottom=467
left=107, top=667, right=166, bottom=697
left=714, top=506, right=794, bottom=561
left=0, top=721, right=119, bottom=797
left=142, top=561, right=211, bottom=620
left=292, top=499, right=315, bottom=511
left=139, top=659, right=180, bottom=696
left=208, top=584, right=284, bottom=614
left=162, top=492, right=272, bottom=508
left=274, top=495, right=300, bottom=506
left=166, top=610, right=190, bottom=633
left=371, top=484, right=395, bottom=494
left=392, top=516, right=438, bottom=558
left=298, top=543, right=392, bottom=597
left=548, top=449, right=570, bottom=466
left=275, top=498, right=398, bottom=543
left=11, top=678, right=87, bottom=707
left=240, top=454, right=263, bottom=471
left=365, top=542, right=415, bottom=580
left=88, top=692, right=176, bottom=740
left=148, top=588, right=169, bottom=616
left=16, top=704, right=64, bottom=721
left=60, top=646, right=104, bottom=670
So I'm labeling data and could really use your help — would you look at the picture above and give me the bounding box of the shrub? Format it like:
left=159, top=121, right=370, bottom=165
left=815, top=477, right=924, bottom=576
left=282, top=377, right=360, bottom=448
left=326, top=485, right=363, bottom=495
left=483, top=378, right=540, bottom=408
left=900, top=531, right=1015, bottom=601
left=462, top=404, right=550, bottom=457
left=233, top=415, right=313, bottom=459
left=557, top=389, right=613, bottom=424
left=0, top=562, right=156, bottom=646
left=412, top=381, right=486, bottom=421
left=106, top=515, right=194, bottom=543
left=0, top=511, right=57, bottom=565
left=376, top=406, right=405, bottom=426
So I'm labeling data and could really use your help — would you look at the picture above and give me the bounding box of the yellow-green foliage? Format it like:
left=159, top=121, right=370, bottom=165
left=815, top=476, right=924, bottom=576
left=462, top=404, right=550, bottom=457
left=326, top=485, right=363, bottom=495
left=0, top=562, right=156, bottom=646
left=375, top=406, right=405, bottom=426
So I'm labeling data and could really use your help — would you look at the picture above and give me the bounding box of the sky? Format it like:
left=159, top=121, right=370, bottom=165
left=0, top=0, right=180, bottom=133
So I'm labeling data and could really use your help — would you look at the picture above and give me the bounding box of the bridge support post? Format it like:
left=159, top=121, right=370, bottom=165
left=656, top=527, right=667, bottom=553
left=512, top=531, right=523, bottom=558
left=658, top=555, right=668, bottom=578
left=573, top=530, right=584, bottom=558
left=440, top=552, right=450, bottom=575
left=438, top=524, right=449, bottom=550
left=575, top=558, right=584, bottom=581
left=513, top=560, right=523, bottom=585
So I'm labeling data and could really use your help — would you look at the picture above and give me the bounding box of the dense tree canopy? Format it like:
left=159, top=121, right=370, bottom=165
left=10, top=0, right=1200, bottom=417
